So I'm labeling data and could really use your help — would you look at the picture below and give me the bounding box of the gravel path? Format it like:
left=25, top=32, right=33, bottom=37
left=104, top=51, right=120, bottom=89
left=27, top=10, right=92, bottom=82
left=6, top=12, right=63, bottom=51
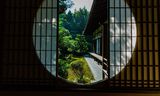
left=84, top=55, right=103, bottom=82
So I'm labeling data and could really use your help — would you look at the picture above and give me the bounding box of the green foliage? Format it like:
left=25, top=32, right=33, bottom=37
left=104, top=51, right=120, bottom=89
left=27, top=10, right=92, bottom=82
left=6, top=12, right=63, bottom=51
left=59, top=55, right=94, bottom=84
left=58, top=28, right=69, bottom=53
left=65, top=54, right=75, bottom=62
left=59, top=23, right=88, bottom=56
left=58, top=59, right=70, bottom=78
left=58, top=6, right=91, bottom=83
left=74, top=34, right=88, bottom=54
left=68, top=57, right=94, bottom=84
left=58, top=7, right=89, bottom=55
left=71, top=60, right=85, bottom=83
left=61, top=7, right=89, bottom=37
left=59, top=33, right=88, bottom=56
left=59, top=0, right=74, bottom=13
left=71, top=60, right=84, bottom=72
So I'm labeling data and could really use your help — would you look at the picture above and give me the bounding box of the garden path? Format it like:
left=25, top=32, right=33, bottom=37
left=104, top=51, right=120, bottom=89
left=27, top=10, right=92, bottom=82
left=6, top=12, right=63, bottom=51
left=84, top=55, right=103, bottom=82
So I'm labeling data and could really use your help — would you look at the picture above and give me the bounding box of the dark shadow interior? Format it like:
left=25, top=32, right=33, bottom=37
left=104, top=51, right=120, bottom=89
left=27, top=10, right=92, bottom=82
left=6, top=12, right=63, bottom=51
left=1, top=0, right=160, bottom=91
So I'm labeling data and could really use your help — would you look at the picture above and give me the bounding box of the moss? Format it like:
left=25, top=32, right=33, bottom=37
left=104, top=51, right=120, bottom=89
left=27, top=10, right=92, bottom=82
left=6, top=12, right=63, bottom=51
left=67, top=57, right=94, bottom=84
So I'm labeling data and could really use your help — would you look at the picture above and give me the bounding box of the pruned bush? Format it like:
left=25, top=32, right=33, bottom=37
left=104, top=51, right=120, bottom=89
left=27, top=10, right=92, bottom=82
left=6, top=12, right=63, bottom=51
left=71, top=60, right=83, bottom=71
left=58, top=59, right=70, bottom=78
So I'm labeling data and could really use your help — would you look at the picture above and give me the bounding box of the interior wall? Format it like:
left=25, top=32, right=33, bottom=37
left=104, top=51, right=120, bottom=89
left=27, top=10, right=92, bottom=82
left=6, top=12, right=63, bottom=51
left=1, top=0, right=160, bottom=91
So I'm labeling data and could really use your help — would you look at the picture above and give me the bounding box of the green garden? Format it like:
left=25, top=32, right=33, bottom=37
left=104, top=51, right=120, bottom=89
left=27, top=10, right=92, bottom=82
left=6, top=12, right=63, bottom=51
left=58, top=0, right=94, bottom=84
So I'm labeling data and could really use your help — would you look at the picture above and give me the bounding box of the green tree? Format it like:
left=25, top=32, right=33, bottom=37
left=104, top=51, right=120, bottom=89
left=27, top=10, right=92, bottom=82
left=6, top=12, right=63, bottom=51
left=74, top=34, right=89, bottom=54
left=59, top=0, right=74, bottom=13
left=62, top=7, right=89, bottom=37
left=59, top=20, right=77, bottom=56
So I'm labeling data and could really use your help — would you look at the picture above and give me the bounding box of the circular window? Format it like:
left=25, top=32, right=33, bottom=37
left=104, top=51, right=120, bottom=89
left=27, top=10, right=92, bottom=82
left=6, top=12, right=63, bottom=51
left=33, top=0, right=137, bottom=85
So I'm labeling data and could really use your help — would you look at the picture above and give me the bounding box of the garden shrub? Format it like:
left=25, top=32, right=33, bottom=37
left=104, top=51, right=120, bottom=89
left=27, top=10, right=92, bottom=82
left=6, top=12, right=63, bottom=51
left=58, top=59, right=70, bottom=78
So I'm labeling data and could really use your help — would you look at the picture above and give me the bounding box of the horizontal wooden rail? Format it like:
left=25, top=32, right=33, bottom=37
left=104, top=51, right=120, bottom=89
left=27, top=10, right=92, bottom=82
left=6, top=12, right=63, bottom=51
left=88, top=52, right=108, bottom=76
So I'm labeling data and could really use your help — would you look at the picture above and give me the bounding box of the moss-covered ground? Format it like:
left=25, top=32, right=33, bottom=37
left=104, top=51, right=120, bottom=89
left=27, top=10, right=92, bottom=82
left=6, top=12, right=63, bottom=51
left=67, top=56, right=94, bottom=84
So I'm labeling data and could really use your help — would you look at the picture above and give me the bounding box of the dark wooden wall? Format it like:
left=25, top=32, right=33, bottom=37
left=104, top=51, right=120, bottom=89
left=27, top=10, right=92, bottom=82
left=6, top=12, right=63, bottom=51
left=1, top=0, right=160, bottom=94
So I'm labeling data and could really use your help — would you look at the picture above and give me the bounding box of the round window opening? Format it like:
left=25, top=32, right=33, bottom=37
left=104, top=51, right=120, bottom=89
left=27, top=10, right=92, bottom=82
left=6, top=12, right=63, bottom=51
left=33, top=0, right=137, bottom=85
